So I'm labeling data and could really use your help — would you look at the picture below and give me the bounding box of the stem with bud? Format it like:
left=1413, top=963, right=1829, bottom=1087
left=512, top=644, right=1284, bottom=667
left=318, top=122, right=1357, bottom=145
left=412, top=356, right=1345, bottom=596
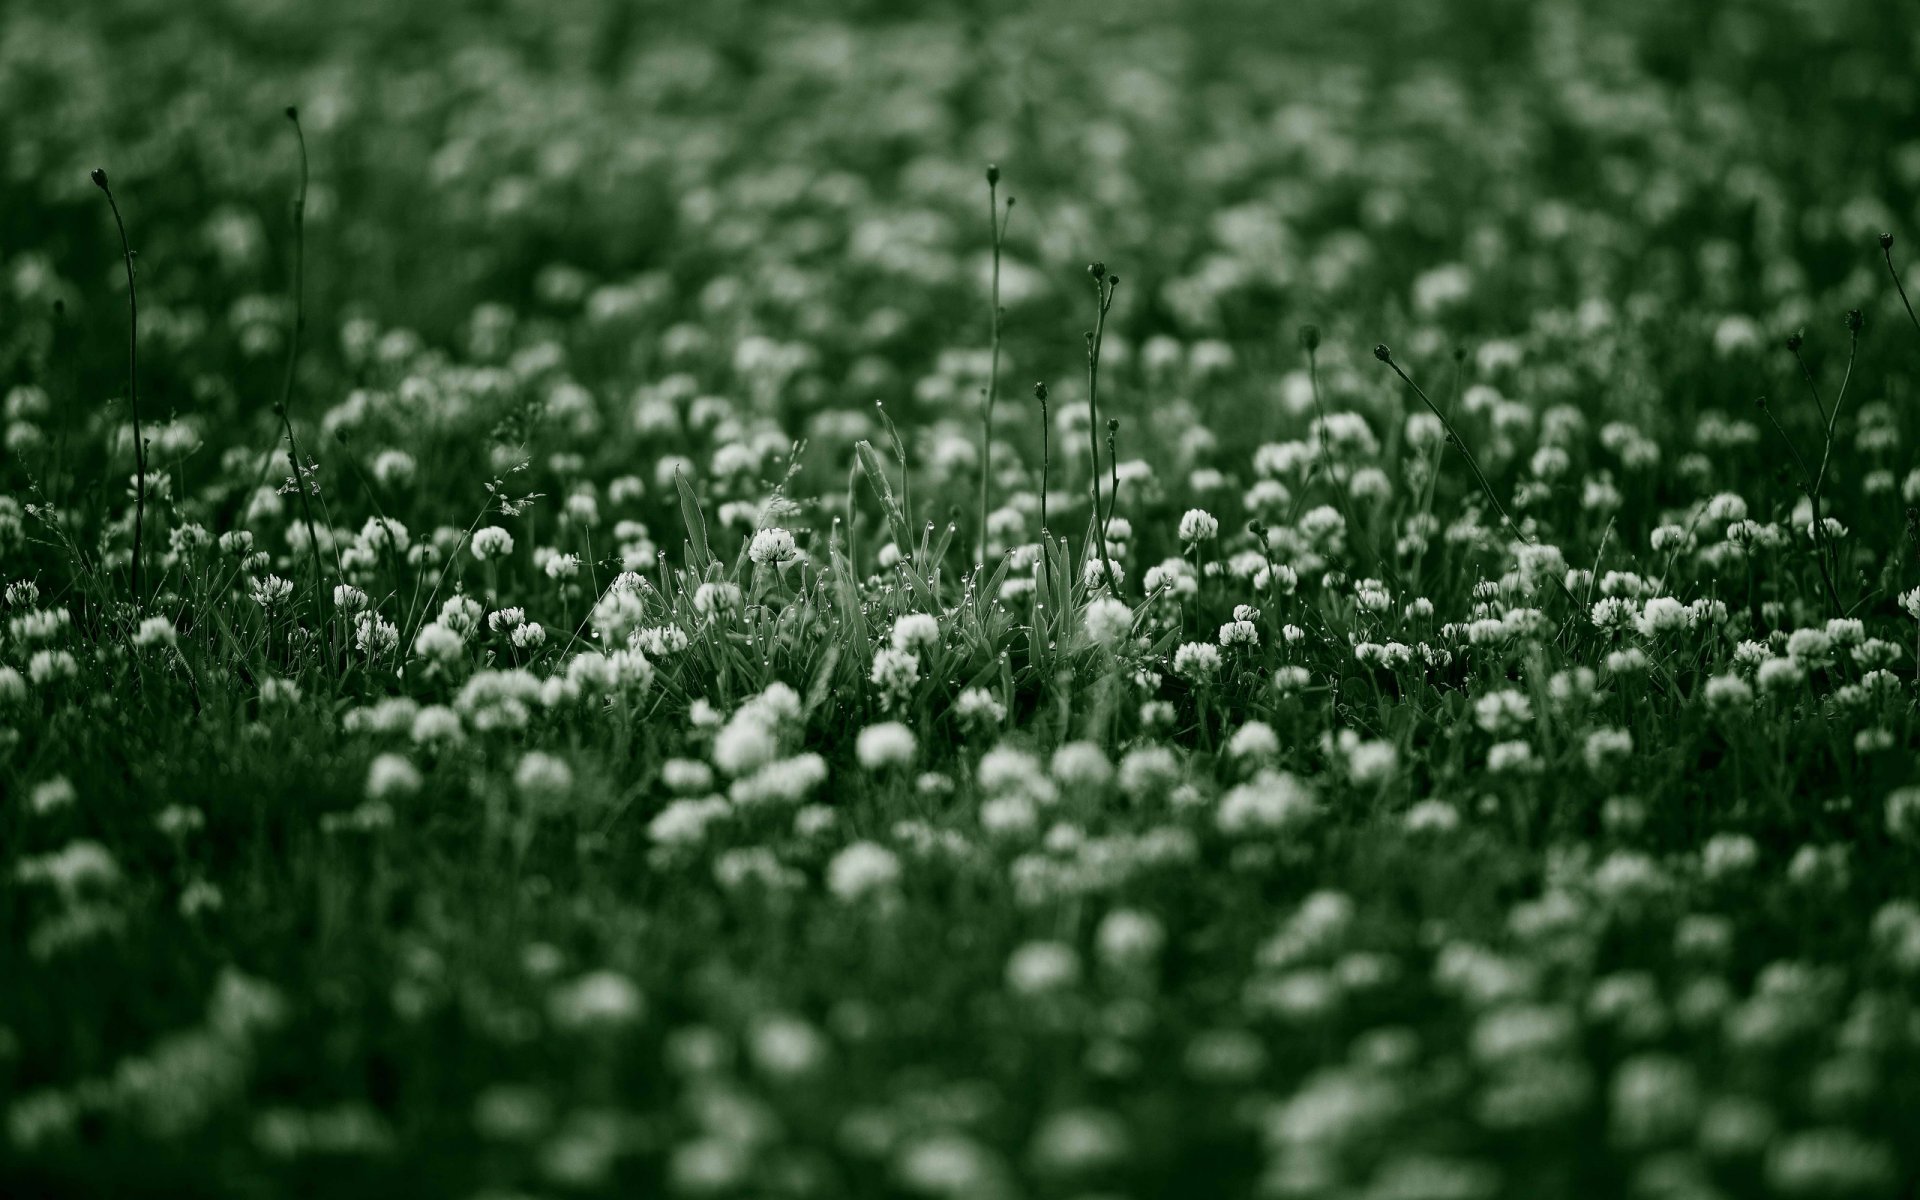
left=978, top=164, right=1013, bottom=568
left=1884, top=234, right=1920, bottom=341
left=278, top=106, right=331, bottom=615
left=1086, top=264, right=1120, bottom=593
left=92, top=168, right=146, bottom=609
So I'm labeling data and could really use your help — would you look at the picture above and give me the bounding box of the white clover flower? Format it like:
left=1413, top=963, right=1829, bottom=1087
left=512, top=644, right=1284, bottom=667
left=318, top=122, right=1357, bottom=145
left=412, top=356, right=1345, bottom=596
left=870, top=646, right=921, bottom=706
left=650, top=797, right=730, bottom=848
left=1346, top=738, right=1398, bottom=786
left=514, top=752, right=573, bottom=803
left=713, top=716, right=778, bottom=777
left=749, top=1014, right=827, bottom=1078
left=890, top=612, right=941, bottom=654
left=366, top=753, right=422, bottom=802
left=1272, top=665, right=1311, bottom=694
left=855, top=721, right=917, bottom=771
left=1218, top=619, right=1258, bottom=648
left=1050, top=742, right=1113, bottom=790
left=1755, top=656, right=1806, bottom=693
left=1785, top=628, right=1832, bottom=665
left=1172, top=642, right=1222, bottom=683
left=29, top=777, right=77, bottom=815
left=1006, top=941, right=1080, bottom=995
left=439, top=595, right=484, bottom=636
left=510, top=622, right=546, bottom=650
left=548, top=971, right=644, bottom=1032
left=1096, top=910, right=1166, bottom=969
left=1487, top=740, right=1537, bottom=774
left=355, top=613, right=400, bottom=656
left=133, top=615, right=177, bottom=648
left=488, top=607, right=525, bottom=632
left=410, top=705, right=463, bottom=745
left=1082, top=556, right=1125, bottom=590
left=1473, top=689, right=1532, bottom=735
left=954, top=687, right=1006, bottom=729
left=471, top=526, right=515, bottom=561
left=748, top=527, right=798, bottom=565
left=1217, top=770, right=1313, bottom=835
left=1177, top=509, right=1219, bottom=543
left=1634, top=596, right=1690, bottom=638
left=1227, top=721, right=1279, bottom=761
left=591, top=587, right=645, bottom=645
left=251, top=574, right=293, bottom=609
left=1583, top=728, right=1634, bottom=771
left=693, top=581, right=742, bottom=618
left=827, top=841, right=902, bottom=901
left=413, top=622, right=464, bottom=663
left=1083, top=596, right=1133, bottom=647
left=333, top=585, right=370, bottom=613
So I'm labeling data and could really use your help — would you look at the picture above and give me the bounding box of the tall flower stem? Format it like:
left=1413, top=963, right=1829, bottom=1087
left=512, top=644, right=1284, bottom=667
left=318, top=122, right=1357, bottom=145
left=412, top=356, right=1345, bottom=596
left=92, top=168, right=146, bottom=608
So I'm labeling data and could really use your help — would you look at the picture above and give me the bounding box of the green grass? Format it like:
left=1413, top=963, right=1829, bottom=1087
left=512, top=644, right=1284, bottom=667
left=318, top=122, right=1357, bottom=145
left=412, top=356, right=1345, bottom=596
left=5, top=0, right=1920, bottom=1196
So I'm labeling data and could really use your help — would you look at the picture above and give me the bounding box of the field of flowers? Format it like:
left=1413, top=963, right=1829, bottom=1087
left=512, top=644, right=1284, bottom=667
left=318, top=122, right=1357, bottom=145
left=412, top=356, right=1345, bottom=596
left=5, top=0, right=1920, bottom=1195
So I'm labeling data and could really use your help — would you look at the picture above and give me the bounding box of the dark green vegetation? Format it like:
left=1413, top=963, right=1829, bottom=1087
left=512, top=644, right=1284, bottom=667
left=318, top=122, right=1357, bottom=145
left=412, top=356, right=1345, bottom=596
left=5, top=1, right=1920, bottom=1196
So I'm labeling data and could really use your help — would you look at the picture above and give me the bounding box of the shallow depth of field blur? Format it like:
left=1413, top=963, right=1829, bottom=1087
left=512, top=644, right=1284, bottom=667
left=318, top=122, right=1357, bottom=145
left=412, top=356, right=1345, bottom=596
left=5, top=0, right=1920, bottom=1195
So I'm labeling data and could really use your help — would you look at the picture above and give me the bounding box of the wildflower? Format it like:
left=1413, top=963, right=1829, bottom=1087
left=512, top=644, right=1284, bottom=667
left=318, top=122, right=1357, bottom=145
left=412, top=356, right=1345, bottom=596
left=366, top=754, right=422, bottom=802
left=1345, top=737, right=1398, bottom=785
left=870, top=646, right=921, bottom=707
left=890, top=613, right=940, bottom=654
left=1172, top=642, right=1222, bottom=683
left=548, top=971, right=644, bottom=1032
left=251, top=574, right=294, bottom=608
left=827, top=841, right=902, bottom=901
left=1634, top=596, right=1690, bottom=638
left=471, top=526, right=514, bottom=560
left=1177, top=509, right=1219, bottom=543
left=514, top=752, right=573, bottom=804
left=413, top=622, right=464, bottom=663
left=954, top=687, right=1006, bottom=729
left=855, top=722, right=917, bottom=771
left=1227, top=721, right=1279, bottom=761
left=1051, top=741, right=1113, bottom=790
left=1217, top=770, right=1313, bottom=835
left=1218, top=619, right=1258, bottom=647
left=1487, top=740, right=1537, bottom=774
left=1083, top=596, right=1133, bottom=647
left=748, top=527, right=798, bottom=565
left=133, top=615, right=177, bottom=648
left=1006, top=941, right=1080, bottom=995
left=355, top=613, right=400, bottom=656
left=1756, top=656, right=1807, bottom=693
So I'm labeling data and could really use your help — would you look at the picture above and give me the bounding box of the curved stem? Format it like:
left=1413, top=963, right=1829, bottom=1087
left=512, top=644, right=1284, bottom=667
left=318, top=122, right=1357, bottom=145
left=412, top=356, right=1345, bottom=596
left=278, top=108, right=332, bottom=617
left=96, top=175, right=145, bottom=608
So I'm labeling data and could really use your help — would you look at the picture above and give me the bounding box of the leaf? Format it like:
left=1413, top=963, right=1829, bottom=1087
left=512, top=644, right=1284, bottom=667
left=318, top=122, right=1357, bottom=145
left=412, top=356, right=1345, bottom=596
left=675, top=471, right=713, bottom=574
left=853, top=441, right=914, bottom=556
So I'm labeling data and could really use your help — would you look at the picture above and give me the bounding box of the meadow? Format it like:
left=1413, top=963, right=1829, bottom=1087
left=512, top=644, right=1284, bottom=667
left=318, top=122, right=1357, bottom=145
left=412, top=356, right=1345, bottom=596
left=4, top=0, right=1920, bottom=1195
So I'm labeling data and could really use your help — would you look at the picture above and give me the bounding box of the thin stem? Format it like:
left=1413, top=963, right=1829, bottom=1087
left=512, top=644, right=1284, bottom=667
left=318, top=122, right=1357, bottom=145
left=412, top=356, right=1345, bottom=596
left=1789, top=342, right=1828, bottom=428
left=1086, top=270, right=1120, bottom=593
left=1376, top=346, right=1518, bottom=536
left=93, top=169, right=146, bottom=608
left=1103, top=420, right=1119, bottom=531
left=978, top=170, right=1011, bottom=567
left=1036, top=383, right=1050, bottom=537
left=1885, top=237, right=1920, bottom=340
left=1305, top=335, right=1383, bottom=580
left=1756, top=395, right=1842, bottom=617
left=277, top=107, right=330, bottom=618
